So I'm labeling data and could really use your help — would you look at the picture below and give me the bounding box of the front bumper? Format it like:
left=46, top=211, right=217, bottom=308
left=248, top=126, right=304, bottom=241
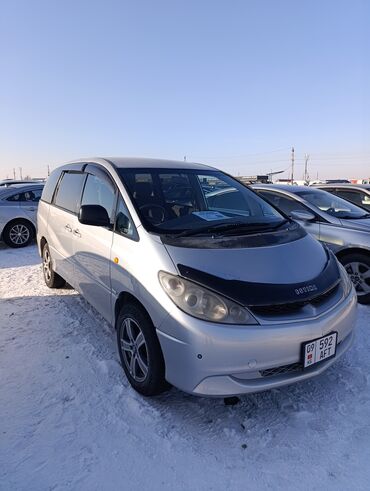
left=156, top=288, right=357, bottom=396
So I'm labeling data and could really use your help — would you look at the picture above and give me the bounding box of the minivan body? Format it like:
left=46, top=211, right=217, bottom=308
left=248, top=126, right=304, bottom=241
left=253, top=184, right=370, bottom=305
left=37, top=158, right=357, bottom=397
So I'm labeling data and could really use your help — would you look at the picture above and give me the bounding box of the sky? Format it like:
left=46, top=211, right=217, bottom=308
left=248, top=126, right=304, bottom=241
left=0, top=0, right=369, bottom=180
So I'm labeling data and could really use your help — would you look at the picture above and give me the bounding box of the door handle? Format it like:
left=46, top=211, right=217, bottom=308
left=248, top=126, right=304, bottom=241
left=25, top=207, right=36, bottom=211
left=65, top=224, right=72, bottom=232
left=73, top=228, right=81, bottom=237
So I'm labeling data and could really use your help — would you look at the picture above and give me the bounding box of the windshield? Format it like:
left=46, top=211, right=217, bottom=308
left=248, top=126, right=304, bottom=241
left=118, top=168, right=285, bottom=235
left=295, top=189, right=369, bottom=219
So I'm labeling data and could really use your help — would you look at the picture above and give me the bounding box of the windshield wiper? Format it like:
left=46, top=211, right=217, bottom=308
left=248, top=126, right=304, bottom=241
left=172, top=219, right=288, bottom=238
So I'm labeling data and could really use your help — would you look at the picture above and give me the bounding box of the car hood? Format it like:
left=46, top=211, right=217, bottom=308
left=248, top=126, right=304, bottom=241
left=164, top=234, right=340, bottom=306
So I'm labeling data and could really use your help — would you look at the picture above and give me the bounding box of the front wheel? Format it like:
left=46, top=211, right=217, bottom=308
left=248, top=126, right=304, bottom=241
left=116, top=303, right=169, bottom=396
left=340, top=253, right=370, bottom=304
left=42, top=243, right=65, bottom=288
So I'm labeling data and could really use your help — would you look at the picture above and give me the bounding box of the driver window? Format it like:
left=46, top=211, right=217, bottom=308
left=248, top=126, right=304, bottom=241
left=335, top=190, right=363, bottom=207
left=81, top=174, right=116, bottom=219
left=259, top=191, right=310, bottom=216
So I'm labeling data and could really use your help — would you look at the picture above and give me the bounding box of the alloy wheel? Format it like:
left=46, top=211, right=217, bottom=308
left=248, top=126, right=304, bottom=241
left=345, top=261, right=370, bottom=297
left=43, top=248, right=52, bottom=282
left=9, top=224, right=30, bottom=245
left=120, top=317, right=149, bottom=382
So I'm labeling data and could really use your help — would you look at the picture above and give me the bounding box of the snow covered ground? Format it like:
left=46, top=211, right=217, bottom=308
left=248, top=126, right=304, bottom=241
left=0, top=244, right=369, bottom=491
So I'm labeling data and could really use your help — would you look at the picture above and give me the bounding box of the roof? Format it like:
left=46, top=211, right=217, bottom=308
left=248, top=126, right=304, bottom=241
left=0, top=180, right=44, bottom=187
left=67, top=157, right=216, bottom=171
left=316, top=183, right=370, bottom=191
left=252, top=184, right=312, bottom=193
left=0, top=182, right=44, bottom=189
left=108, top=157, right=216, bottom=171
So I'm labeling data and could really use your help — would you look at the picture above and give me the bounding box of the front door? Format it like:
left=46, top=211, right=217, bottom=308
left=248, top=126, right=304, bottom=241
left=73, top=169, right=116, bottom=323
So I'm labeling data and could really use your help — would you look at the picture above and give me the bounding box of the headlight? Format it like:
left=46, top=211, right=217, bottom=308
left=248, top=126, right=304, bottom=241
left=339, top=263, right=353, bottom=298
left=159, top=271, right=258, bottom=325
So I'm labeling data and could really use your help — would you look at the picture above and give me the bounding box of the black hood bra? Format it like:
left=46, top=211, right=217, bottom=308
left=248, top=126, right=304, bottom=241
left=177, top=249, right=340, bottom=307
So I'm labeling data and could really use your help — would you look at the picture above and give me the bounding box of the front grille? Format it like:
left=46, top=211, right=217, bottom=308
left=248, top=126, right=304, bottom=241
left=252, top=302, right=306, bottom=316
left=250, top=284, right=339, bottom=317
left=260, top=362, right=303, bottom=378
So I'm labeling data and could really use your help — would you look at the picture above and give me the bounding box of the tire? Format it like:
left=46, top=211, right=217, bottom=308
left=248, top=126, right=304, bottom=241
left=42, top=243, right=65, bottom=288
left=3, top=219, right=34, bottom=248
left=340, top=253, right=370, bottom=305
left=116, top=302, right=169, bottom=396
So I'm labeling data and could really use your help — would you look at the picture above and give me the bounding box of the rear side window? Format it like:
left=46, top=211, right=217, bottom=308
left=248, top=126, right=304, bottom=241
left=54, top=172, right=86, bottom=213
left=7, top=189, right=43, bottom=202
left=6, top=192, right=22, bottom=201
left=41, top=169, right=62, bottom=203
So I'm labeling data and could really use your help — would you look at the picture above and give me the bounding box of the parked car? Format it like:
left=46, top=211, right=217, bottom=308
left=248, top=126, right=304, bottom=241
left=309, top=179, right=350, bottom=186
left=37, top=158, right=356, bottom=397
left=252, top=184, right=370, bottom=304
left=0, top=183, right=44, bottom=247
left=315, top=184, right=370, bottom=211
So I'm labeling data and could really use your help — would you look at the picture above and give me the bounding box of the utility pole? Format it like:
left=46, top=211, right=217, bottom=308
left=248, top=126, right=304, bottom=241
left=290, top=147, right=295, bottom=185
left=304, top=153, right=310, bottom=183
left=19, top=167, right=23, bottom=180
left=47, top=164, right=50, bottom=177
left=13, top=168, right=16, bottom=179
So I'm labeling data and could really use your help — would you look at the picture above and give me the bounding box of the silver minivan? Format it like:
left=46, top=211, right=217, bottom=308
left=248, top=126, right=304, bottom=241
left=37, top=158, right=357, bottom=397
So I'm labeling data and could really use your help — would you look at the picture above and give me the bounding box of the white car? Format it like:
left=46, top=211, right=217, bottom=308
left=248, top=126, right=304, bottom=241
left=0, top=184, right=44, bottom=247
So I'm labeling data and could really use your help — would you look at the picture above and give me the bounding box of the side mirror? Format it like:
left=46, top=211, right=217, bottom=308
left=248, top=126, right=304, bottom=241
left=78, top=204, right=110, bottom=227
left=290, top=210, right=316, bottom=222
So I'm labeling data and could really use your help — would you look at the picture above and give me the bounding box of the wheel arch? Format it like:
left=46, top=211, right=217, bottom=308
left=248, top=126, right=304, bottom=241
left=3, top=217, right=36, bottom=238
left=335, top=247, right=370, bottom=262
left=39, top=236, right=47, bottom=254
left=114, top=291, right=153, bottom=329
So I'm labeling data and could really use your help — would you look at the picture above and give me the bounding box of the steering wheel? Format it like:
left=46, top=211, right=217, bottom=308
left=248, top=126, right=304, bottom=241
left=139, top=204, right=166, bottom=225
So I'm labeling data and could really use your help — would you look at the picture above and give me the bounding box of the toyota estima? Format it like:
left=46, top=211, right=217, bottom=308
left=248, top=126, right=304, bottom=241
left=37, top=158, right=357, bottom=397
